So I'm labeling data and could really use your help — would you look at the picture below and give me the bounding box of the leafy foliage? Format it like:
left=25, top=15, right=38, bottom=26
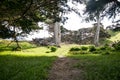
left=69, top=45, right=112, bottom=55
left=0, top=25, right=14, bottom=38
left=98, top=44, right=111, bottom=51
left=0, top=0, right=71, bottom=39
left=84, top=0, right=120, bottom=21
left=80, top=46, right=88, bottom=51
left=88, top=46, right=96, bottom=52
left=47, top=46, right=58, bottom=52
left=69, top=46, right=90, bottom=54
left=69, top=47, right=81, bottom=51
left=50, top=46, right=58, bottom=52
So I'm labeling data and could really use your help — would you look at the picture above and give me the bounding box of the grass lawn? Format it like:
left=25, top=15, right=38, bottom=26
left=108, top=31, right=120, bottom=42
left=0, top=50, right=57, bottom=80
left=0, top=41, right=120, bottom=80
left=0, top=55, right=56, bottom=80
left=68, top=52, right=120, bottom=80
left=0, top=43, right=77, bottom=80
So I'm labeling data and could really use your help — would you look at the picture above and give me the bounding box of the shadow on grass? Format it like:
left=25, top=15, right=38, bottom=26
left=0, top=55, right=57, bottom=80
left=0, top=45, right=37, bottom=52
left=0, top=40, right=38, bottom=52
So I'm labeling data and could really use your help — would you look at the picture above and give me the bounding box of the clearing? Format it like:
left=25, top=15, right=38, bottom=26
left=0, top=43, right=120, bottom=80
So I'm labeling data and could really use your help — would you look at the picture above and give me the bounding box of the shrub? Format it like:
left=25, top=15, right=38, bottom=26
left=89, top=46, right=96, bottom=52
left=46, top=51, right=50, bottom=53
left=93, top=51, right=102, bottom=54
left=69, top=51, right=89, bottom=54
left=69, top=47, right=81, bottom=51
left=99, top=44, right=111, bottom=51
left=79, top=51, right=88, bottom=54
left=99, top=46, right=106, bottom=50
left=102, top=51, right=110, bottom=55
left=50, top=46, right=57, bottom=52
left=81, top=46, right=88, bottom=51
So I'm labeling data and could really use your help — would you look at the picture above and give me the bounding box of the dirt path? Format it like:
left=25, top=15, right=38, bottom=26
left=48, top=57, right=83, bottom=80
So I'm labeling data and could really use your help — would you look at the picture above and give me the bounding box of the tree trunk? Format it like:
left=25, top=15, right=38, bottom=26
left=13, top=26, right=21, bottom=50
left=94, top=15, right=101, bottom=46
left=54, top=22, right=61, bottom=47
left=14, top=36, right=21, bottom=49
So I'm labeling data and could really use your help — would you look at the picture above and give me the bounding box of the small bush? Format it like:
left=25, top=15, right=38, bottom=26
left=99, top=46, right=106, bottom=50
left=102, top=51, right=110, bottom=55
left=99, top=44, right=111, bottom=51
left=50, top=46, right=57, bottom=52
left=89, top=46, right=96, bottom=52
left=93, top=51, right=102, bottom=54
left=69, top=47, right=81, bottom=51
left=69, top=51, right=89, bottom=54
left=81, top=46, right=88, bottom=51
left=46, top=51, right=50, bottom=53
left=79, top=51, right=88, bottom=54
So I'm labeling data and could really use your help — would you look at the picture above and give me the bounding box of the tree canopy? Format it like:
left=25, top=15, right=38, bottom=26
left=84, top=0, right=120, bottom=21
left=0, top=0, right=70, bottom=39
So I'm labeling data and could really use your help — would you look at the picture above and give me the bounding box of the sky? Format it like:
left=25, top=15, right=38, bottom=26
left=64, top=11, right=113, bottom=30
left=64, top=12, right=94, bottom=30
left=63, top=2, right=93, bottom=30
left=63, top=1, right=113, bottom=30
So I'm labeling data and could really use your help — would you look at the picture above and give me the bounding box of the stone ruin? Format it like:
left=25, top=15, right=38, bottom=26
left=32, top=37, right=55, bottom=46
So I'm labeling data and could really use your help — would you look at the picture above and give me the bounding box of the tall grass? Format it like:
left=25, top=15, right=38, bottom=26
left=68, top=52, right=120, bottom=80
left=1, top=40, right=120, bottom=80
left=0, top=55, right=57, bottom=80
left=0, top=42, right=79, bottom=80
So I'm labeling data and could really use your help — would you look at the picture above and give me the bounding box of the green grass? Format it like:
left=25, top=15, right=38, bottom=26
left=0, top=42, right=79, bottom=80
left=0, top=47, right=57, bottom=80
left=99, top=30, right=120, bottom=45
left=68, top=52, right=120, bottom=80
left=0, top=40, right=37, bottom=51
left=0, top=55, right=56, bottom=80
left=1, top=40, right=120, bottom=80
left=108, top=30, right=120, bottom=42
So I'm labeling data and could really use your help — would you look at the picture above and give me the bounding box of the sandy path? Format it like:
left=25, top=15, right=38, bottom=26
left=48, top=57, right=83, bottom=80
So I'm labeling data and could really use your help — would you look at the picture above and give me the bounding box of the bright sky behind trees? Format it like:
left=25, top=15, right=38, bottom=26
left=64, top=1, right=113, bottom=30
left=25, top=0, right=114, bottom=40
